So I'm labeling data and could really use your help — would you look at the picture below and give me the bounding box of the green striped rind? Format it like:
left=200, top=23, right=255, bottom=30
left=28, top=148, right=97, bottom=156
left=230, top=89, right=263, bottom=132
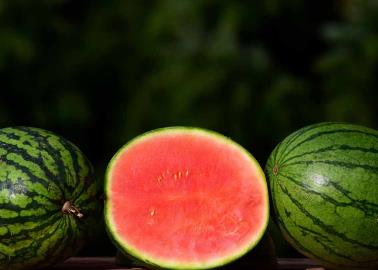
left=105, top=127, right=269, bottom=270
left=0, top=127, right=100, bottom=270
left=266, top=122, right=378, bottom=270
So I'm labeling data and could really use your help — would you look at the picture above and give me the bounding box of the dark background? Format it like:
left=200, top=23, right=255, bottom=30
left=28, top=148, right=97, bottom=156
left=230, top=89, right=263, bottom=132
left=1, top=0, right=377, bottom=257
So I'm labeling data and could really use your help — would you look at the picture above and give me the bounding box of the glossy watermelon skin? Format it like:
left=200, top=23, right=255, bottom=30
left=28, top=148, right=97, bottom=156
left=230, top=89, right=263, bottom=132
left=0, top=127, right=100, bottom=270
left=266, top=122, right=378, bottom=270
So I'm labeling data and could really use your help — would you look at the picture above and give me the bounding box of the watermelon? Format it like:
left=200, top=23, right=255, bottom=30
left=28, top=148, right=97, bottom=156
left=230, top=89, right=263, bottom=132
left=105, top=127, right=269, bottom=269
left=265, top=122, right=378, bottom=270
left=0, top=127, right=100, bottom=270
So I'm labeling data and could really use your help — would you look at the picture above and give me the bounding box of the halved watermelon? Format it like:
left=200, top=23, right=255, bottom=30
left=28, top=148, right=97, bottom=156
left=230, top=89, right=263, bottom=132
left=105, top=127, right=269, bottom=269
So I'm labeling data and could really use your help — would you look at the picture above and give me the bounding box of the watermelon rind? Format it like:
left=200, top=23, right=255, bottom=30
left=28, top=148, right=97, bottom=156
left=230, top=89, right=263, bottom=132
left=105, top=127, right=269, bottom=269
left=266, top=122, right=378, bottom=270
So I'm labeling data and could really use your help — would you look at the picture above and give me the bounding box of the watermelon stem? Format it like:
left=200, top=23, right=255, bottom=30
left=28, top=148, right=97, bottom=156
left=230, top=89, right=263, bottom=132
left=62, top=201, right=84, bottom=218
left=273, top=164, right=279, bottom=176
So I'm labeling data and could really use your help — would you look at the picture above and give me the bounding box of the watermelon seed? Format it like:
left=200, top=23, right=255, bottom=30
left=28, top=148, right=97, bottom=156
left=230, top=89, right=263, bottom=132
left=149, top=208, right=156, bottom=216
left=185, top=170, right=189, bottom=177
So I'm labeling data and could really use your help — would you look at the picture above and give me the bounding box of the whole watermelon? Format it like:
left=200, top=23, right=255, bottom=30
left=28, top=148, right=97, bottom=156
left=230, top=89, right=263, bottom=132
left=266, top=122, right=378, bottom=270
left=0, top=127, right=100, bottom=269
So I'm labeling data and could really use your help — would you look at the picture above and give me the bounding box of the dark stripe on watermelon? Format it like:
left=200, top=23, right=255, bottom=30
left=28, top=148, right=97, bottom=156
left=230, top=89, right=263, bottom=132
left=3, top=132, right=21, bottom=141
left=271, top=184, right=371, bottom=269
left=12, top=218, right=63, bottom=259
left=47, top=218, right=74, bottom=261
left=0, top=178, right=60, bottom=206
left=0, top=141, right=65, bottom=196
left=56, top=131, right=94, bottom=202
left=275, top=122, right=339, bottom=162
left=57, top=136, right=84, bottom=177
left=279, top=173, right=378, bottom=217
left=0, top=201, right=52, bottom=213
left=277, top=181, right=378, bottom=250
left=0, top=157, right=51, bottom=191
left=0, top=215, right=61, bottom=240
left=270, top=193, right=341, bottom=266
left=284, top=160, right=378, bottom=174
left=281, top=144, right=378, bottom=165
left=0, top=209, right=59, bottom=225
left=18, top=127, right=75, bottom=197
left=268, top=169, right=345, bottom=267
left=2, top=220, right=61, bottom=249
left=295, top=224, right=354, bottom=262
left=15, top=128, right=91, bottom=194
left=271, top=141, right=281, bottom=166
left=10, top=127, right=97, bottom=210
left=283, top=128, right=378, bottom=160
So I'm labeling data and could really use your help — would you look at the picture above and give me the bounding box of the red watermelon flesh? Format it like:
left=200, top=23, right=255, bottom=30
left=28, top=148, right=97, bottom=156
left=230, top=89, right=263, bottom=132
left=105, top=128, right=269, bottom=269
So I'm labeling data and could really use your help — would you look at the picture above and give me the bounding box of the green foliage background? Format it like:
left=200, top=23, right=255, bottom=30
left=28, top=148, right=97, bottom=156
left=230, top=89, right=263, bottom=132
left=1, top=0, right=377, bottom=256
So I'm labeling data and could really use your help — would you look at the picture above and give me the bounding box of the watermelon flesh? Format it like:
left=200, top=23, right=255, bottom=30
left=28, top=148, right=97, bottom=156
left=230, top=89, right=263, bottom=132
left=105, top=128, right=269, bottom=269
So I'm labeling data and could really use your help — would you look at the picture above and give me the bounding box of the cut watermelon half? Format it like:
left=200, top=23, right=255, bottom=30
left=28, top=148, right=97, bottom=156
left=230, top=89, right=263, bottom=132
left=105, top=127, right=269, bottom=269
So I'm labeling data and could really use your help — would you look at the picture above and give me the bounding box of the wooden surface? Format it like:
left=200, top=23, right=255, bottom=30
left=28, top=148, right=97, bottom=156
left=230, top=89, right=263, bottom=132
left=52, top=257, right=325, bottom=270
